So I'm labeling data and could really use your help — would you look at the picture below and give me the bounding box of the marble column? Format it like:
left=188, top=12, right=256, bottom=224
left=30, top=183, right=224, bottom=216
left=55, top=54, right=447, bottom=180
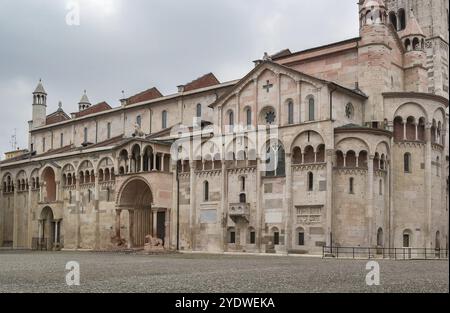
left=115, top=209, right=122, bottom=239
left=75, top=174, right=81, bottom=248
left=12, top=182, right=18, bottom=249
left=27, top=186, right=33, bottom=249
left=256, top=157, right=263, bottom=253
left=325, top=149, right=334, bottom=247
left=220, top=160, right=227, bottom=252
left=284, top=153, right=293, bottom=252
left=189, top=161, right=196, bottom=250
left=367, top=155, right=374, bottom=247
left=425, top=125, right=432, bottom=248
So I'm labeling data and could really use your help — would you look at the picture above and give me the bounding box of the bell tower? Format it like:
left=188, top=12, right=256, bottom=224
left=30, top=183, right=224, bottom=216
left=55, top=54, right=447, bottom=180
left=32, top=79, right=47, bottom=129
left=384, top=0, right=449, bottom=98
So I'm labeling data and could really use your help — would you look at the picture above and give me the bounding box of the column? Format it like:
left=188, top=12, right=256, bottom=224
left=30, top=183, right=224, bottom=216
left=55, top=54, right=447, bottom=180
left=367, top=155, right=374, bottom=247
left=152, top=210, right=158, bottom=238
left=140, top=154, right=144, bottom=172
left=128, top=156, right=133, bottom=173
left=12, top=183, right=18, bottom=249
left=284, top=153, right=293, bottom=252
left=325, top=149, right=334, bottom=247
left=356, top=154, right=359, bottom=168
left=415, top=123, right=419, bottom=141
left=75, top=174, right=81, bottom=248
left=343, top=153, right=347, bottom=168
left=220, top=160, right=227, bottom=252
left=425, top=125, right=432, bottom=248
left=189, top=161, right=196, bottom=249
left=171, top=162, right=178, bottom=250
left=128, top=210, right=134, bottom=249
left=161, top=154, right=165, bottom=172
left=403, top=121, right=407, bottom=141
left=54, top=220, right=58, bottom=246
left=256, top=157, right=263, bottom=253
left=55, top=180, right=60, bottom=202
left=153, top=153, right=158, bottom=171
left=94, top=172, right=100, bottom=250
left=115, top=209, right=122, bottom=239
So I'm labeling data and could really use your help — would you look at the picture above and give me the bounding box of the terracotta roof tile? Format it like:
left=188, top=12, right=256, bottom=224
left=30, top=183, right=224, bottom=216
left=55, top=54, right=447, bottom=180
left=72, top=102, right=112, bottom=118
left=182, top=73, right=220, bottom=92
left=126, top=87, right=163, bottom=105
left=46, top=110, right=71, bottom=125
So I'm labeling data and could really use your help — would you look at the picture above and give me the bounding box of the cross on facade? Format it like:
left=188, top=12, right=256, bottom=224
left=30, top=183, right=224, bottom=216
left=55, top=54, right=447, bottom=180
left=263, top=80, right=273, bottom=93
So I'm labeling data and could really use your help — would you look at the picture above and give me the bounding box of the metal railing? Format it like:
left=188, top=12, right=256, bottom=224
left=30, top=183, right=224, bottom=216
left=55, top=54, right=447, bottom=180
left=323, top=246, right=449, bottom=260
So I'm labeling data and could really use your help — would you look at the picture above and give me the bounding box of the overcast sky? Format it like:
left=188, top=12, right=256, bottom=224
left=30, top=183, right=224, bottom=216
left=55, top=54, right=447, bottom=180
left=0, top=0, right=358, bottom=158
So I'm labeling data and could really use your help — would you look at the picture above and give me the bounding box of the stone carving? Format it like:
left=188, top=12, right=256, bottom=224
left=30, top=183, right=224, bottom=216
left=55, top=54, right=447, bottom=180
left=144, top=235, right=164, bottom=251
left=111, top=235, right=127, bottom=247
left=133, top=122, right=145, bottom=138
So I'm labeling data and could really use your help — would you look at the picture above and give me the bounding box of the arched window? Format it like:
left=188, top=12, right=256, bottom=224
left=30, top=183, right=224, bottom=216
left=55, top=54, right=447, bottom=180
left=412, top=37, right=420, bottom=50
left=308, top=97, right=315, bottom=121
left=136, top=115, right=142, bottom=128
left=405, top=39, right=411, bottom=51
left=83, top=127, right=88, bottom=143
left=403, top=230, right=411, bottom=247
left=389, top=11, right=397, bottom=30
left=265, top=142, right=285, bottom=177
left=398, top=8, right=406, bottom=30
left=196, top=103, right=202, bottom=118
left=246, top=108, right=252, bottom=127
left=349, top=177, right=354, bottom=194
left=240, top=176, right=245, bottom=191
left=203, top=181, right=209, bottom=202
left=377, top=228, right=384, bottom=247
left=404, top=153, right=411, bottom=173
left=228, top=111, right=234, bottom=127
left=287, top=100, right=294, bottom=124
left=162, top=111, right=168, bottom=129
left=307, top=172, right=314, bottom=191
left=239, top=193, right=246, bottom=203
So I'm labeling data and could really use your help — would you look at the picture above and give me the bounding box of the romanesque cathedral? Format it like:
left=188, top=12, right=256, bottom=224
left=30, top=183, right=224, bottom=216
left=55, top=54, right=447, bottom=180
left=1, top=0, right=448, bottom=255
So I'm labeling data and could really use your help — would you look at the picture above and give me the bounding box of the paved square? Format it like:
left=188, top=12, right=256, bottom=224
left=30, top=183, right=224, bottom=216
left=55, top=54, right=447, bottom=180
left=0, top=251, right=448, bottom=293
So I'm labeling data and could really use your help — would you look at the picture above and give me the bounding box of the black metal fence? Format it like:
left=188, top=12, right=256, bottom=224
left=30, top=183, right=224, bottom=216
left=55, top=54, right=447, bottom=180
left=323, top=246, right=449, bottom=260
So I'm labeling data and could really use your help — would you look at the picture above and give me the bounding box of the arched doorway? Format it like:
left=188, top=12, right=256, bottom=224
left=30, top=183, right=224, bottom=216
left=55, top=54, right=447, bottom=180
left=38, top=207, right=60, bottom=250
left=117, top=178, right=160, bottom=248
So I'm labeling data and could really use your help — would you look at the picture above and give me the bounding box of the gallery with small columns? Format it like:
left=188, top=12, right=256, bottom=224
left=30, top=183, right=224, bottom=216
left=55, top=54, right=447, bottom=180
left=0, top=0, right=448, bottom=255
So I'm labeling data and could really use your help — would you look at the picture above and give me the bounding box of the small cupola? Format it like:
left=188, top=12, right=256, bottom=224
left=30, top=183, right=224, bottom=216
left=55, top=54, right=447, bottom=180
left=78, top=90, right=92, bottom=111
left=33, top=79, right=47, bottom=106
left=360, top=0, right=386, bottom=28
left=399, top=9, right=425, bottom=52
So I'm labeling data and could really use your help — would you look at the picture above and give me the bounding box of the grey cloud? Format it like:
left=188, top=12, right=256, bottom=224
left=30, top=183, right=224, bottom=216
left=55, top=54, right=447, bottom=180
left=0, top=0, right=358, bottom=157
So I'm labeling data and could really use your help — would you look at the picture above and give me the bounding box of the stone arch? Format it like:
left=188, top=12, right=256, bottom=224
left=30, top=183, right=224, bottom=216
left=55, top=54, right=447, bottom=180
left=388, top=11, right=397, bottom=29
left=393, top=102, right=428, bottom=124
left=117, top=177, right=154, bottom=247
left=39, top=206, right=56, bottom=250
left=335, top=137, right=370, bottom=156
left=289, top=130, right=325, bottom=154
left=41, top=167, right=56, bottom=202
left=259, top=105, right=277, bottom=125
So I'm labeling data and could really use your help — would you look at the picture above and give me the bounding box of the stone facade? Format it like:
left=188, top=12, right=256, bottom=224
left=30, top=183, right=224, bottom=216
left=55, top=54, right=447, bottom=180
left=0, top=0, right=448, bottom=255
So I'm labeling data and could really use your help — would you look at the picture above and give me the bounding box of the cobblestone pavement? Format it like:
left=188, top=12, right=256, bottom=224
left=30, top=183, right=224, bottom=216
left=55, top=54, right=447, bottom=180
left=0, top=251, right=448, bottom=293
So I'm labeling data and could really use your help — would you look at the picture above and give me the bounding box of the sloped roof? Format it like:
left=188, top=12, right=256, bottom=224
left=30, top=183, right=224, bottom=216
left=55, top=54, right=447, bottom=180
left=33, top=81, right=46, bottom=94
left=126, top=87, right=163, bottom=105
left=399, top=9, right=424, bottom=38
left=46, top=109, right=71, bottom=125
left=182, top=73, right=220, bottom=92
left=71, top=101, right=112, bottom=118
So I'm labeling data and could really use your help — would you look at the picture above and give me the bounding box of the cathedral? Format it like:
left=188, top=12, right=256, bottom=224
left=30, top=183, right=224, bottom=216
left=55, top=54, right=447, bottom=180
left=0, top=0, right=448, bottom=255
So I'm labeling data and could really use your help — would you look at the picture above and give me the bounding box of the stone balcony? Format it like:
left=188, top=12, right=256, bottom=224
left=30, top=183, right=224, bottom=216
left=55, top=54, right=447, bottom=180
left=229, top=203, right=250, bottom=223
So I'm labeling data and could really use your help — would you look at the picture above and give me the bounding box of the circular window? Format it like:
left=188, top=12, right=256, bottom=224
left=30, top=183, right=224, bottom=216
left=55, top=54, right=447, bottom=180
left=345, top=103, right=354, bottom=119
